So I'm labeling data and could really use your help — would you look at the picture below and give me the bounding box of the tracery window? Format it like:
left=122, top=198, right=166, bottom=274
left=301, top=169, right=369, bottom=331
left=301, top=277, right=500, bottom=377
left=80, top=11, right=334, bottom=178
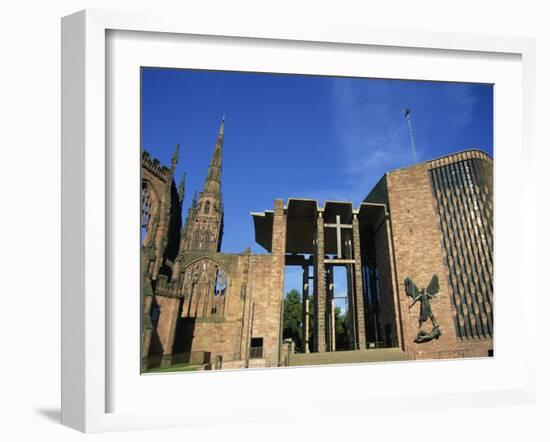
left=204, top=200, right=211, bottom=214
left=214, top=268, right=228, bottom=296
left=141, top=183, right=154, bottom=243
left=192, top=231, right=201, bottom=250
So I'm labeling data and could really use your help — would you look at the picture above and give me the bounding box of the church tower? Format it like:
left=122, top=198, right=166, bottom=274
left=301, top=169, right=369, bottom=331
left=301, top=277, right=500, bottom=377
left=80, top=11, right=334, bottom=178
left=182, top=117, right=225, bottom=252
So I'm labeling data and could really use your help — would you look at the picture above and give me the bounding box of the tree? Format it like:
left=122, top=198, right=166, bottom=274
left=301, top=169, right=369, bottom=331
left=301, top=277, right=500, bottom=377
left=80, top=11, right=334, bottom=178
left=283, top=289, right=302, bottom=349
left=334, top=306, right=349, bottom=350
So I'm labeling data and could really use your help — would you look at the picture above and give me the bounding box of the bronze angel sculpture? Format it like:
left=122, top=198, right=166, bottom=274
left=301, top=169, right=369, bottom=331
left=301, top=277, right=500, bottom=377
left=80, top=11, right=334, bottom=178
left=404, top=275, right=441, bottom=343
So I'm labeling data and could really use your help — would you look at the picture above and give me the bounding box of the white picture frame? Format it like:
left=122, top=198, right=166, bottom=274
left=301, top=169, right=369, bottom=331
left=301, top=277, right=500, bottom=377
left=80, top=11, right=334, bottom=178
left=61, top=9, right=537, bottom=433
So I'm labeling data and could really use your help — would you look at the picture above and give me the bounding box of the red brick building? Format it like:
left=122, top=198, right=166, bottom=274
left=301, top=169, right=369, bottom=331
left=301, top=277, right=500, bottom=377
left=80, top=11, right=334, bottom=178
left=365, top=149, right=493, bottom=359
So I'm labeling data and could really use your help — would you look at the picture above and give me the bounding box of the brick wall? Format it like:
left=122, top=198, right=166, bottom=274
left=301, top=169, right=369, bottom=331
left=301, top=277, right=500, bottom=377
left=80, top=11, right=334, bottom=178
left=173, top=203, right=286, bottom=368
left=247, top=254, right=282, bottom=366
left=387, top=164, right=464, bottom=358
left=373, top=218, right=400, bottom=348
left=247, top=200, right=287, bottom=366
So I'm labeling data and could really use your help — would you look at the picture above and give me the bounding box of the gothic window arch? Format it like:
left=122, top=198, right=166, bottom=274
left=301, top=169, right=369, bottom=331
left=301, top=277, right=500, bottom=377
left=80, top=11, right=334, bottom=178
left=182, top=258, right=230, bottom=319
left=192, top=231, right=201, bottom=250
left=141, top=182, right=157, bottom=244
left=204, top=200, right=210, bottom=214
left=214, top=267, right=228, bottom=296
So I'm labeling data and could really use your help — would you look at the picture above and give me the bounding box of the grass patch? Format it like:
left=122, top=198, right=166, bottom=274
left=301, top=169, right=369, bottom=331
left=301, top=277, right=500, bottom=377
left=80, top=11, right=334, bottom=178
left=144, top=363, right=201, bottom=373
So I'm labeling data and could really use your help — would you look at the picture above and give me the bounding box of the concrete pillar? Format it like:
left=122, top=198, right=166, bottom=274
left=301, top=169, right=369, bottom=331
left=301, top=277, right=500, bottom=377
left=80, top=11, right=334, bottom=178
left=327, top=266, right=335, bottom=352
left=385, top=217, right=404, bottom=351
left=352, top=214, right=367, bottom=350
left=331, top=298, right=336, bottom=352
left=301, top=265, right=309, bottom=353
left=304, top=298, right=310, bottom=353
left=346, top=263, right=357, bottom=349
left=315, top=212, right=326, bottom=352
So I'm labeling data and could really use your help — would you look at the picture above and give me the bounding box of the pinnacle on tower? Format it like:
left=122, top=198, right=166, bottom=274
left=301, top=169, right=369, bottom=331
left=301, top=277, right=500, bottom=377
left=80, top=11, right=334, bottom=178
left=202, top=117, right=224, bottom=196
left=172, top=143, right=180, bottom=165
left=169, top=143, right=180, bottom=178
left=178, top=171, right=186, bottom=203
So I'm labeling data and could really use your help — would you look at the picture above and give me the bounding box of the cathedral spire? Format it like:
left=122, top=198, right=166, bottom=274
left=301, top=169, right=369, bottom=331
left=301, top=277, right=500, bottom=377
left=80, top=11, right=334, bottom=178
left=202, top=117, right=224, bottom=196
left=181, top=117, right=225, bottom=254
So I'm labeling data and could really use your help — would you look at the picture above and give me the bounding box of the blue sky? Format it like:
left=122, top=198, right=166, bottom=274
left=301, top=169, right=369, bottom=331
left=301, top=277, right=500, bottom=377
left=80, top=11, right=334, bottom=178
left=141, top=68, right=493, bottom=307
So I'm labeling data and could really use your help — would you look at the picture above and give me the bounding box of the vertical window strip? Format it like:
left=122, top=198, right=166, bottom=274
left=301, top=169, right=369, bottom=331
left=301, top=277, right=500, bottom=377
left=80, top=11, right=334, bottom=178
left=433, top=168, right=464, bottom=328
left=431, top=169, right=461, bottom=323
left=456, top=161, right=487, bottom=338
left=467, top=160, right=494, bottom=298
left=443, top=161, right=478, bottom=338
left=432, top=166, right=472, bottom=337
left=462, top=160, right=493, bottom=335
left=435, top=165, right=471, bottom=337
left=454, top=161, right=490, bottom=337
left=471, top=160, right=494, bottom=267
left=430, top=160, right=494, bottom=339
left=469, top=160, right=494, bottom=331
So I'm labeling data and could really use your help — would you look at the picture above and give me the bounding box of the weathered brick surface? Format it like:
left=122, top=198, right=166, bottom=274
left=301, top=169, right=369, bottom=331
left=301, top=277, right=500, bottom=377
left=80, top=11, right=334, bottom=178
left=352, top=215, right=367, bottom=350
left=386, top=164, right=456, bottom=357
left=267, top=200, right=286, bottom=364
left=177, top=207, right=283, bottom=368
left=153, top=296, right=180, bottom=365
left=246, top=253, right=283, bottom=367
left=385, top=161, right=492, bottom=359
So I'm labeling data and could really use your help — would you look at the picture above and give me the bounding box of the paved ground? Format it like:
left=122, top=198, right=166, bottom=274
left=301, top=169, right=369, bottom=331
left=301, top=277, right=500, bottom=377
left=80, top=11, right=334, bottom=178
left=288, top=348, right=410, bottom=367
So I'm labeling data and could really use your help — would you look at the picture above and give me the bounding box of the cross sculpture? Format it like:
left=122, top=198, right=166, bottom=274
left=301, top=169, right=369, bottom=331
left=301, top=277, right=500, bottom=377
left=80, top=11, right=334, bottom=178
left=324, top=214, right=353, bottom=258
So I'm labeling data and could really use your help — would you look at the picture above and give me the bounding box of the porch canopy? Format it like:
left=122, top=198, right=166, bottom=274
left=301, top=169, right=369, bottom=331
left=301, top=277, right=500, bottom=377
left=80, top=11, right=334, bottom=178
left=251, top=199, right=387, bottom=254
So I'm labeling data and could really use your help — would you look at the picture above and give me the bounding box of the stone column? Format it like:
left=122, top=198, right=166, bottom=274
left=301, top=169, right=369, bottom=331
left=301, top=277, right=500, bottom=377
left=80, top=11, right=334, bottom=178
left=272, top=200, right=287, bottom=365
left=316, top=212, right=326, bottom=352
left=141, top=295, right=154, bottom=370
left=239, top=252, right=252, bottom=360
left=159, top=297, right=181, bottom=367
left=352, top=214, right=367, bottom=350
left=153, top=185, right=172, bottom=280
